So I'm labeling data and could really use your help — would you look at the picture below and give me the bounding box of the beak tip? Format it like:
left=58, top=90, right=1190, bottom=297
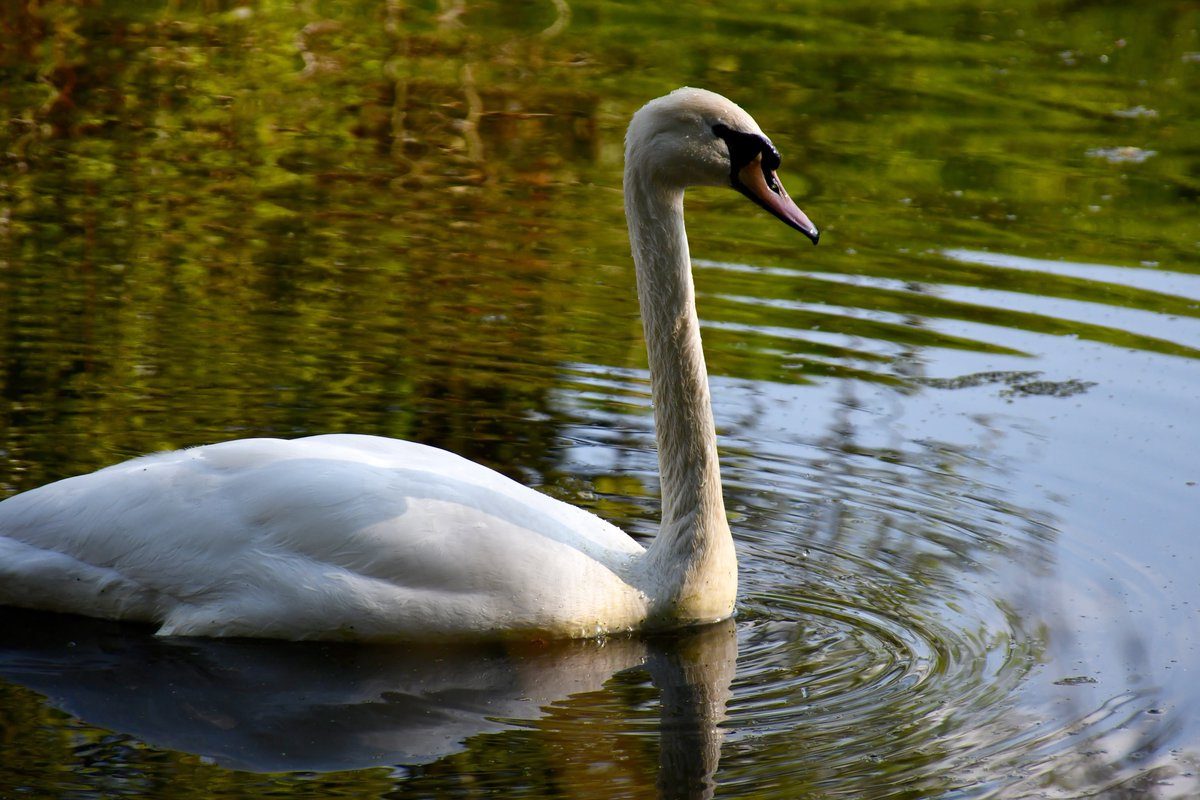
left=808, top=228, right=820, bottom=246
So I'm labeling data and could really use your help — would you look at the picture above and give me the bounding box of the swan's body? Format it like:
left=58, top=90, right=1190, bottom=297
left=0, top=88, right=817, bottom=641
left=0, top=435, right=649, bottom=638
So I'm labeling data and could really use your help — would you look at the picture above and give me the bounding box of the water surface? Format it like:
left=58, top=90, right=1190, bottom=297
left=1, top=1, right=1198, bottom=798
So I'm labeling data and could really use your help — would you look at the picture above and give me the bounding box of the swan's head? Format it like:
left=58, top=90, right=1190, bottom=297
left=626, top=87, right=819, bottom=244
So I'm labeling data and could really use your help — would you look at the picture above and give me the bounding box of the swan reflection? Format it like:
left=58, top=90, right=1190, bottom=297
left=0, top=609, right=735, bottom=796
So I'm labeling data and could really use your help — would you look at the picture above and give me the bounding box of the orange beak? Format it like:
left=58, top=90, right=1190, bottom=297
left=735, top=154, right=819, bottom=245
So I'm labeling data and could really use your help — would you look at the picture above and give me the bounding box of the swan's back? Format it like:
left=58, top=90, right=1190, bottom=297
left=0, top=435, right=647, bottom=640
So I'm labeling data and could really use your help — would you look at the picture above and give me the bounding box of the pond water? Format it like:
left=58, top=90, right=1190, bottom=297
left=1, top=1, right=1198, bottom=797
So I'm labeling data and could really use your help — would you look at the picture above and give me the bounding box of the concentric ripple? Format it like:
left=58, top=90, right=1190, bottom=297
left=723, top=581, right=1039, bottom=791
left=731, top=594, right=946, bottom=729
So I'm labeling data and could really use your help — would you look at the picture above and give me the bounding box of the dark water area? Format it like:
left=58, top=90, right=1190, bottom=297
left=1, top=1, right=1198, bottom=797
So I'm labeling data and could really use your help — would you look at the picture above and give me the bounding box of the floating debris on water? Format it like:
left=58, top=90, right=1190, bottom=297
left=917, top=371, right=1041, bottom=391
left=1086, top=146, right=1157, bottom=164
left=1055, top=676, right=1099, bottom=686
left=915, top=372, right=1097, bottom=399
left=1003, top=379, right=1097, bottom=398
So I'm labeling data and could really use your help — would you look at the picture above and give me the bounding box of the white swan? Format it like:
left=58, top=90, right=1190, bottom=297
left=0, top=88, right=818, bottom=641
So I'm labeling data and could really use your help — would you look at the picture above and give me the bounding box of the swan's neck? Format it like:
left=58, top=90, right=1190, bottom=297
left=625, top=171, right=736, bottom=625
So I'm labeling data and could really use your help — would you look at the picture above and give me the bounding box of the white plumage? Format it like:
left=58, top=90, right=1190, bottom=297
left=0, top=435, right=644, bottom=638
left=0, top=88, right=817, bottom=640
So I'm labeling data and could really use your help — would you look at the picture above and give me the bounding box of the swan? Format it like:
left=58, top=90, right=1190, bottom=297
left=0, top=88, right=818, bottom=641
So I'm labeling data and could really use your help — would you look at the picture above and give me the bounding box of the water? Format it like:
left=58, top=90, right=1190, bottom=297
left=1, top=1, right=1198, bottom=797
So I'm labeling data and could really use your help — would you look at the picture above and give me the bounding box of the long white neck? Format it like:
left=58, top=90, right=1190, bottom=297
left=624, top=164, right=737, bottom=625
